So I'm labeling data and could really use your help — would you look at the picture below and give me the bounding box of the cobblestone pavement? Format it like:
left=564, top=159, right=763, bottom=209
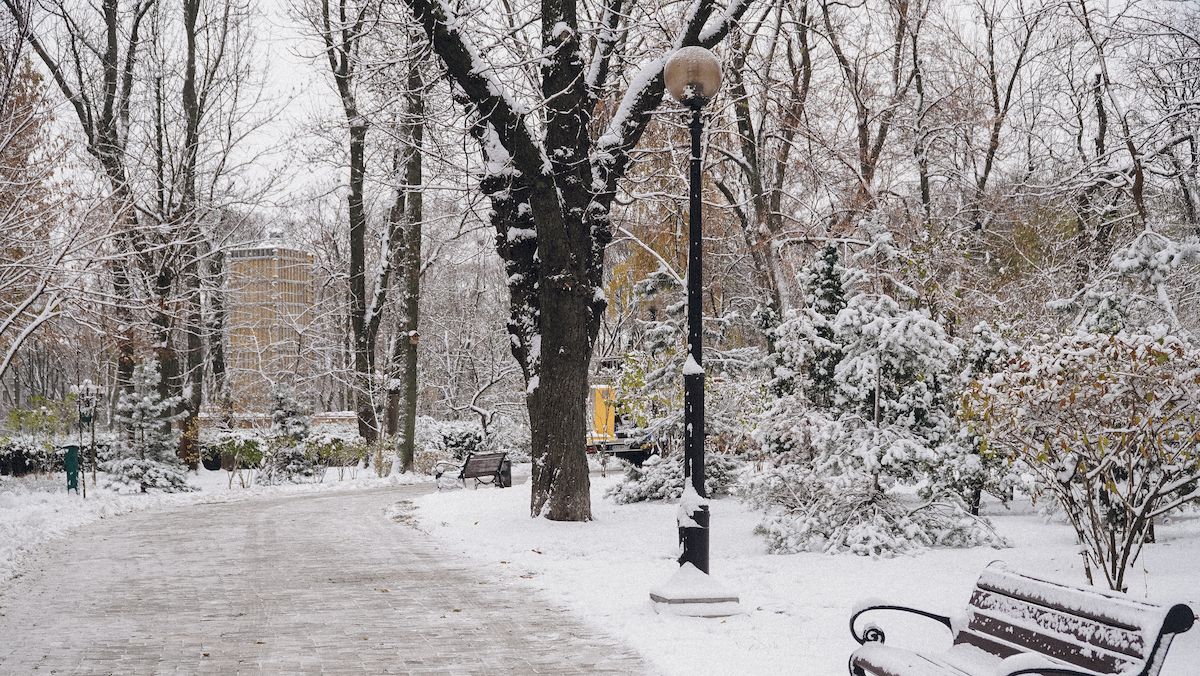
left=0, top=485, right=649, bottom=675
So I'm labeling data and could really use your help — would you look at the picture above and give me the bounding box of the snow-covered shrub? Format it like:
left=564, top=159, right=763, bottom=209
left=205, top=429, right=263, bottom=487
left=967, top=328, right=1200, bottom=590
left=306, top=430, right=355, bottom=464
left=925, top=322, right=1025, bottom=513
left=260, top=439, right=320, bottom=484
left=415, top=417, right=491, bottom=460
left=745, top=462, right=1005, bottom=556
left=104, top=359, right=192, bottom=494
left=307, top=431, right=366, bottom=480
left=484, top=415, right=531, bottom=461
left=412, top=447, right=443, bottom=475
left=442, top=424, right=483, bottom=459
left=0, top=435, right=55, bottom=475
left=259, top=384, right=319, bottom=484
left=606, top=452, right=742, bottom=504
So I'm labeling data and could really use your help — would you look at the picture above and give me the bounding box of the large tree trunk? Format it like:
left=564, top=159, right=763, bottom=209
left=526, top=295, right=592, bottom=520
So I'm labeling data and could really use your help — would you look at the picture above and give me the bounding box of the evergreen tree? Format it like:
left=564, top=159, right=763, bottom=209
left=261, top=384, right=318, bottom=484
left=270, top=384, right=312, bottom=442
left=796, top=243, right=851, bottom=406
left=757, top=243, right=853, bottom=458
left=749, top=242, right=1005, bottom=555
left=613, top=265, right=762, bottom=454
left=932, top=322, right=1023, bottom=514
left=768, top=243, right=852, bottom=403
left=105, top=359, right=192, bottom=493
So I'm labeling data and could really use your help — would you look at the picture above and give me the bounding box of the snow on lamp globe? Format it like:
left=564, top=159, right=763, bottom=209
left=664, top=46, right=722, bottom=106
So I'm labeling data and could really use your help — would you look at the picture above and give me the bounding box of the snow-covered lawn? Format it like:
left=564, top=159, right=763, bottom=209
left=0, top=467, right=429, bottom=587
left=410, top=469, right=1200, bottom=675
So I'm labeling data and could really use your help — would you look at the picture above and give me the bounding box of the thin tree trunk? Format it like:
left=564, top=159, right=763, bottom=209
left=347, top=122, right=378, bottom=442
left=398, top=54, right=424, bottom=472
left=207, top=247, right=232, bottom=422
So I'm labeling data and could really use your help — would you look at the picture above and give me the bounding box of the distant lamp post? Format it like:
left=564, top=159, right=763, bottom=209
left=649, top=46, right=740, bottom=618
left=72, top=380, right=102, bottom=493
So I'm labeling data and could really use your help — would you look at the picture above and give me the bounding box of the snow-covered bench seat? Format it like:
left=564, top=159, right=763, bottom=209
left=848, top=562, right=1194, bottom=676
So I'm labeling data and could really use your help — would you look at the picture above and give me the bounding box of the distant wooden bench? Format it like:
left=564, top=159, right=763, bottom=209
left=434, top=452, right=510, bottom=490
left=848, top=561, right=1194, bottom=676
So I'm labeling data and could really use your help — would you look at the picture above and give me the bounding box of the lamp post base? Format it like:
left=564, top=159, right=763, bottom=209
left=649, top=563, right=742, bottom=618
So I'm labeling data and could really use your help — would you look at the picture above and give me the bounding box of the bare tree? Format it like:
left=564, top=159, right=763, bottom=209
left=401, top=0, right=752, bottom=520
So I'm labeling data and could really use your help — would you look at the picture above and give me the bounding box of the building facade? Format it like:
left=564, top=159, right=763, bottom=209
left=226, top=237, right=314, bottom=412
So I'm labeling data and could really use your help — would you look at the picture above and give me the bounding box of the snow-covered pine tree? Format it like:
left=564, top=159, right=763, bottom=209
left=613, top=264, right=762, bottom=455
left=105, top=359, right=192, bottom=493
left=756, top=244, right=854, bottom=459
left=794, top=243, right=851, bottom=405
left=261, top=384, right=318, bottom=484
left=748, top=239, right=1005, bottom=556
left=932, top=322, right=1023, bottom=515
left=270, top=384, right=312, bottom=441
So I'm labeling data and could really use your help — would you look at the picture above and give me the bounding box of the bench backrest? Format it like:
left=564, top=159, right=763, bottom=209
left=953, top=562, right=1194, bottom=676
left=460, top=452, right=506, bottom=478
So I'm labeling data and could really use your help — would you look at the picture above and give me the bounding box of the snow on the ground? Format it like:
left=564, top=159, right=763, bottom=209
left=0, top=467, right=430, bottom=587
left=409, top=470, right=1200, bottom=676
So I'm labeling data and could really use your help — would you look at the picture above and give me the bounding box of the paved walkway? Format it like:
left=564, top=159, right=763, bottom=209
left=0, top=486, right=648, bottom=674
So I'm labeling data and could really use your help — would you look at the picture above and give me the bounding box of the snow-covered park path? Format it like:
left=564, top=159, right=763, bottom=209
left=0, top=485, right=648, bottom=674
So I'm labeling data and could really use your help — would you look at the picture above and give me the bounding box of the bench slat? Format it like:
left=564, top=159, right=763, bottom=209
left=967, top=589, right=1147, bottom=659
left=958, top=615, right=1137, bottom=674
left=976, top=565, right=1165, bottom=632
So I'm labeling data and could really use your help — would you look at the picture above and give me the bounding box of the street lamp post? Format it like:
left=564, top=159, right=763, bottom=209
left=648, top=47, right=740, bottom=618
left=665, top=46, right=721, bottom=574
left=72, top=380, right=101, bottom=493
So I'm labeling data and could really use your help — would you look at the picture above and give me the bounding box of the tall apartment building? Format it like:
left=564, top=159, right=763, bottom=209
left=226, top=234, right=314, bottom=412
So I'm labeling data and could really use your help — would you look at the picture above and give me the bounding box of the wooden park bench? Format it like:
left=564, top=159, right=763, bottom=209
left=848, top=561, right=1194, bottom=676
left=434, top=451, right=510, bottom=490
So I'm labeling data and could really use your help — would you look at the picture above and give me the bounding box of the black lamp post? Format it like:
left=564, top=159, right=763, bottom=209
left=664, top=46, right=722, bottom=575
left=73, top=379, right=101, bottom=492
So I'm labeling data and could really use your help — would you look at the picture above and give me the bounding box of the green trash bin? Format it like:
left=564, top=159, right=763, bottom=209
left=65, top=445, right=80, bottom=493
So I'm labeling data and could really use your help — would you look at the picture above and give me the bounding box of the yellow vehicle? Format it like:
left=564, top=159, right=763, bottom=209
left=586, top=384, right=653, bottom=465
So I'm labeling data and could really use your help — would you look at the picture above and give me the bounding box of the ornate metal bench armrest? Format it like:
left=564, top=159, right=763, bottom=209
left=849, top=605, right=953, bottom=645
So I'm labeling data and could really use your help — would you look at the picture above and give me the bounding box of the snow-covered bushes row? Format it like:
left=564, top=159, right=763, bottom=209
left=0, top=436, right=60, bottom=475
left=606, top=453, right=742, bottom=504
